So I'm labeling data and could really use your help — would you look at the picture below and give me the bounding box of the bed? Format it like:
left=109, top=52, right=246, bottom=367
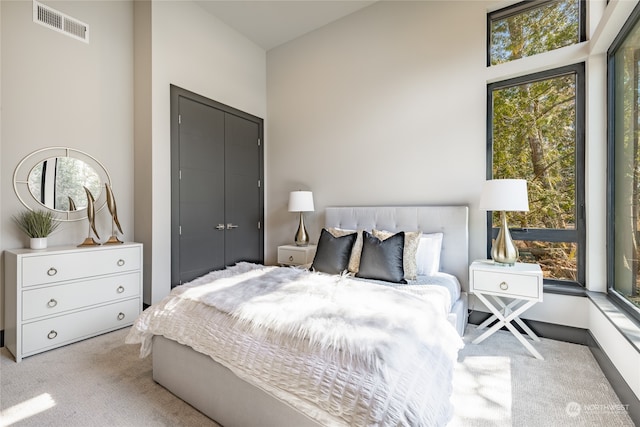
left=127, top=206, right=469, bottom=427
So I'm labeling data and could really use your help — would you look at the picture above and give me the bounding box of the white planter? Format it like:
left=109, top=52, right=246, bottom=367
left=30, top=238, right=48, bottom=250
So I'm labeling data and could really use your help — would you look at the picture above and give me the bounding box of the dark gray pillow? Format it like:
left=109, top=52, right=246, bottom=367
left=356, top=230, right=406, bottom=284
left=311, top=228, right=357, bottom=275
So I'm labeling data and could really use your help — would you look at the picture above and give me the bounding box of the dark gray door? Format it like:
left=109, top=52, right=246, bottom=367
left=224, top=113, right=262, bottom=265
left=171, top=86, right=264, bottom=286
left=177, top=96, right=226, bottom=283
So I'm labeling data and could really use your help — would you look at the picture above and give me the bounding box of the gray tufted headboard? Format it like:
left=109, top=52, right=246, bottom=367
left=325, top=206, right=469, bottom=290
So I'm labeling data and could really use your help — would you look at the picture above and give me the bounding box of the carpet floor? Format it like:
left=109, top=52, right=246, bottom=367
left=0, top=325, right=634, bottom=426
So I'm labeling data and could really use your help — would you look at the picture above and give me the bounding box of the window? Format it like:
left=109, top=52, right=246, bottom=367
left=488, top=0, right=586, bottom=66
left=608, top=4, right=640, bottom=319
left=487, top=63, right=586, bottom=286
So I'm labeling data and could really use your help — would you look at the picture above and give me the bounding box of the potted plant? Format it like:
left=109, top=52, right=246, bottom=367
left=13, top=210, right=60, bottom=249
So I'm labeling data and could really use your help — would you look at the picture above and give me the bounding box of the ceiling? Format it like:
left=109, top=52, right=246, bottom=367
left=195, top=1, right=377, bottom=51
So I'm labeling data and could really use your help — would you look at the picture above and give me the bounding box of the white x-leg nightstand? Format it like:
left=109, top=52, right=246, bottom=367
left=469, top=260, right=544, bottom=360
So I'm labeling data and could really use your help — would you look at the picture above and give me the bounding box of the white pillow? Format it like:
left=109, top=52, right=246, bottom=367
left=416, top=233, right=443, bottom=276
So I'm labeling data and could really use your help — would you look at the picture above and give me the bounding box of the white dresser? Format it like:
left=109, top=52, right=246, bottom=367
left=4, top=242, right=143, bottom=362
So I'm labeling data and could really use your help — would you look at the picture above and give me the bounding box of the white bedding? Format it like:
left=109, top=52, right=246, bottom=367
left=353, top=272, right=461, bottom=310
left=127, top=263, right=464, bottom=426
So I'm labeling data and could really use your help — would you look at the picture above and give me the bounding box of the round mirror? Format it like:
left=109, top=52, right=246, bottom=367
left=28, top=157, right=103, bottom=212
left=14, top=147, right=111, bottom=222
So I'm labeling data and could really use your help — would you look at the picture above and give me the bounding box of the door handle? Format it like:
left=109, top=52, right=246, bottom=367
left=226, top=223, right=239, bottom=229
left=215, top=224, right=225, bottom=230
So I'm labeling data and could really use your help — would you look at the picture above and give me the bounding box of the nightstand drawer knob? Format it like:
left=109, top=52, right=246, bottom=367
left=289, top=256, right=294, bottom=262
left=117, top=312, right=126, bottom=321
left=47, top=330, right=58, bottom=340
left=47, top=267, right=58, bottom=276
left=117, top=286, right=125, bottom=293
left=117, top=259, right=125, bottom=267
left=499, top=281, right=509, bottom=290
left=47, top=298, right=58, bottom=308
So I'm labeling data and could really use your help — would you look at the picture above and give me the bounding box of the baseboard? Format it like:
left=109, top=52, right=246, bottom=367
left=468, top=311, right=590, bottom=344
left=587, top=331, right=640, bottom=424
left=468, top=312, right=639, bottom=425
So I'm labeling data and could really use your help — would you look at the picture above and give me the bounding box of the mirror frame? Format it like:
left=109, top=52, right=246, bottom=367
left=13, top=147, right=112, bottom=222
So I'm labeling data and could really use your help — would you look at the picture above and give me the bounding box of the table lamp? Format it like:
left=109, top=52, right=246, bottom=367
left=288, top=191, right=314, bottom=246
left=479, top=179, right=529, bottom=266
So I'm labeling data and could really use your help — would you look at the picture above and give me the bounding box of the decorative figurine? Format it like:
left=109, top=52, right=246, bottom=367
left=104, top=183, right=124, bottom=244
left=78, top=186, right=100, bottom=247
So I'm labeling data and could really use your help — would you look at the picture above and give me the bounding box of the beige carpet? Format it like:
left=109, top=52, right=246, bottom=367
left=0, top=325, right=634, bottom=426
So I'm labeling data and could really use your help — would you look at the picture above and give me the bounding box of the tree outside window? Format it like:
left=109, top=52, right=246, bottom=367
left=609, top=6, right=640, bottom=314
left=488, top=65, right=585, bottom=285
left=488, top=0, right=585, bottom=66
left=487, top=0, right=586, bottom=286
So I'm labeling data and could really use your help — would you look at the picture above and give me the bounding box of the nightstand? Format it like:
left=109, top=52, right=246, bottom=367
left=469, top=260, right=544, bottom=360
left=277, top=244, right=317, bottom=266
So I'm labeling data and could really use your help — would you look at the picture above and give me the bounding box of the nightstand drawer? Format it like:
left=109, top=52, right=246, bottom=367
left=472, top=269, right=541, bottom=299
left=277, top=245, right=316, bottom=266
left=278, top=248, right=308, bottom=265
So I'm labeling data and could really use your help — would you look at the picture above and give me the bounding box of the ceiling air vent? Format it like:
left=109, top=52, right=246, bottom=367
left=33, top=1, right=89, bottom=43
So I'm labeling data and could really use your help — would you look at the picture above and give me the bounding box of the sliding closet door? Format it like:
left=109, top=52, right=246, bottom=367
left=171, top=85, right=264, bottom=286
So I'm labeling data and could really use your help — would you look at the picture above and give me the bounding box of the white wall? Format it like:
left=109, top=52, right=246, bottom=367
left=0, top=0, right=134, bottom=330
left=135, top=0, right=266, bottom=304
left=0, top=0, right=3, bottom=335
left=265, top=0, right=640, bottom=401
left=266, top=1, right=488, bottom=267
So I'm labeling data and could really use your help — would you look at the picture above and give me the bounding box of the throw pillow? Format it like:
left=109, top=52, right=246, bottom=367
left=311, top=228, right=357, bottom=275
left=356, top=231, right=406, bottom=284
left=373, top=229, right=421, bottom=280
left=328, top=227, right=363, bottom=273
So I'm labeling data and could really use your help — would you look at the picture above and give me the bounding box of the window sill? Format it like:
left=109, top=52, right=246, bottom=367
left=588, top=291, right=640, bottom=354
left=544, top=282, right=588, bottom=297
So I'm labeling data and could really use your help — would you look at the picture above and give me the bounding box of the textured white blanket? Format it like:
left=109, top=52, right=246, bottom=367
left=127, top=263, right=464, bottom=426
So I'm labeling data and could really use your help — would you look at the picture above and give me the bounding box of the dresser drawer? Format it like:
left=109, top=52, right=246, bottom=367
left=21, top=246, right=141, bottom=287
left=472, top=269, right=541, bottom=299
left=22, top=272, right=141, bottom=321
left=22, top=298, right=140, bottom=356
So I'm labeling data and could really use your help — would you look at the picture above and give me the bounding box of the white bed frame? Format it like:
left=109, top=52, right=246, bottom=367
left=152, top=206, right=469, bottom=427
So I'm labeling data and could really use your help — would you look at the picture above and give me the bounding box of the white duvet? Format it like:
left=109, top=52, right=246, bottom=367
left=126, top=263, right=464, bottom=426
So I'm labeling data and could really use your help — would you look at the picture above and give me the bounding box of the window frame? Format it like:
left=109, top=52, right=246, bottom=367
left=606, top=2, right=640, bottom=322
left=487, top=0, right=587, bottom=67
left=486, top=62, right=586, bottom=288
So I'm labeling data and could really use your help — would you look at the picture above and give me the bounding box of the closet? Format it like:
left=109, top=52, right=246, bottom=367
left=170, top=85, right=264, bottom=286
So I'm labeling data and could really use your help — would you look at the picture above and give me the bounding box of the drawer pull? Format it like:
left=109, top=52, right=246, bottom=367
left=117, top=286, right=125, bottom=293
left=47, top=330, right=58, bottom=340
left=47, top=267, right=58, bottom=276
left=117, top=312, right=125, bottom=321
left=47, top=298, right=58, bottom=308
left=499, top=281, right=509, bottom=291
left=289, top=255, right=294, bottom=262
left=117, top=259, right=125, bottom=267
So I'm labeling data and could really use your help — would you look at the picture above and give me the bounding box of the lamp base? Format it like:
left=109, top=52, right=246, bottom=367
left=294, top=212, right=310, bottom=246
left=491, top=211, right=518, bottom=266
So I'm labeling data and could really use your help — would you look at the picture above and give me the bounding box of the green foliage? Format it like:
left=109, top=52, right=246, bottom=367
left=13, top=210, right=60, bottom=238
left=489, top=0, right=582, bottom=280
left=490, top=0, right=580, bottom=65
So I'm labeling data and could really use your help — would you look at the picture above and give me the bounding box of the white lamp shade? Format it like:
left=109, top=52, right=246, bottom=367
left=288, top=191, right=314, bottom=212
left=479, top=179, right=529, bottom=212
